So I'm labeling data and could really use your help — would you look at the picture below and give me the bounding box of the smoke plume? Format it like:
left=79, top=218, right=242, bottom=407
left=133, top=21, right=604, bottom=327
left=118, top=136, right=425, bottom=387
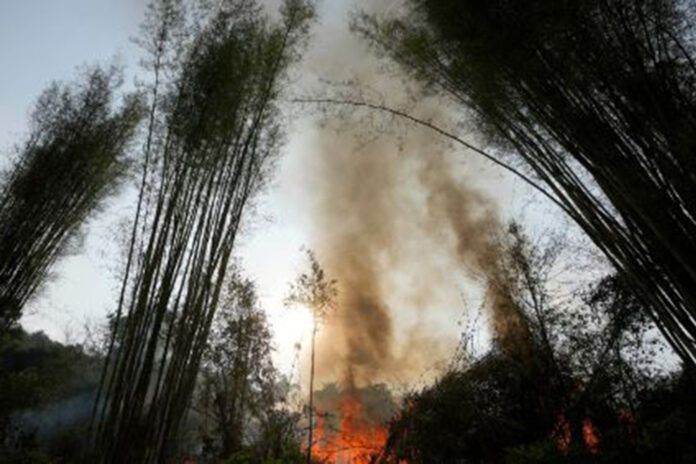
left=301, top=0, right=523, bottom=388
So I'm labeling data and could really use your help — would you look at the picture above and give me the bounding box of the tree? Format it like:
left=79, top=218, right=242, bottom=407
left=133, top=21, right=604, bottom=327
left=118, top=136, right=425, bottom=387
left=93, top=1, right=315, bottom=461
left=379, top=224, right=673, bottom=463
left=0, top=327, right=103, bottom=463
left=252, top=404, right=306, bottom=464
left=194, top=269, right=307, bottom=463
left=495, top=225, right=664, bottom=416
left=285, top=249, right=337, bottom=464
left=0, top=67, right=142, bottom=333
left=196, top=270, right=276, bottom=458
left=355, top=0, right=696, bottom=365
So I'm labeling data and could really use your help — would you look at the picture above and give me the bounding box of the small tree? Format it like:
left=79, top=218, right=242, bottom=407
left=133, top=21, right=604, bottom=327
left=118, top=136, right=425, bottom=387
left=285, top=249, right=337, bottom=464
left=196, top=269, right=276, bottom=459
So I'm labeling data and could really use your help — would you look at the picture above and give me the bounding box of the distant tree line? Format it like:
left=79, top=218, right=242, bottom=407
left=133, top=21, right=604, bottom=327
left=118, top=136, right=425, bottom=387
left=0, top=327, right=103, bottom=462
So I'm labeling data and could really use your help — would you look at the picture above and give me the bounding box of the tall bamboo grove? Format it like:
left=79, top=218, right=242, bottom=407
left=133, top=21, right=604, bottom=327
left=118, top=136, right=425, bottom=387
left=357, top=0, right=696, bottom=365
left=0, top=68, right=142, bottom=333
left=93, top=1, right=314, bottom=461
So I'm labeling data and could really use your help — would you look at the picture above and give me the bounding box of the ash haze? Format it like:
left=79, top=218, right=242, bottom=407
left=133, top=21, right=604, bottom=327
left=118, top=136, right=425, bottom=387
left=2, top=0, right=546, bottom=384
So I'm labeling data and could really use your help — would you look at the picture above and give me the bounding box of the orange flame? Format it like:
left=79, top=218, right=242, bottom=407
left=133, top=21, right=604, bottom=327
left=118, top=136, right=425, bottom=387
left=552, top=413, right=572, bottom=455
left=310, top=392, right=389, bottom=463
left=582, top=419, right=600, bottom=454
left=552, top=413, right=601, bottom=456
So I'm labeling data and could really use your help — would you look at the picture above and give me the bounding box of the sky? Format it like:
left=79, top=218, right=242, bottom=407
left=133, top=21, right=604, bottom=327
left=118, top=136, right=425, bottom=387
left=0, top=0, right=368, bottom=375
left=0, top=0, right=148, bottom=335
left=0, top=0, right=570, bottom=380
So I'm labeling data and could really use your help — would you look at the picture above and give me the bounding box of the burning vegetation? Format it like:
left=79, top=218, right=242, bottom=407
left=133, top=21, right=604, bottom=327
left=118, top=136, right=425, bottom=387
left=304, top=382, right=397, bottom=463
left=311, top=389, right=390, bottom=463
left=2, top=0, right=696, bottom=462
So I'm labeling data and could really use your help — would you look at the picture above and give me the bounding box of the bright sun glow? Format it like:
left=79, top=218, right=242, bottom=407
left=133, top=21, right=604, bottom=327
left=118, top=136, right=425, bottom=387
left=267, top=301, right=315, bottom=373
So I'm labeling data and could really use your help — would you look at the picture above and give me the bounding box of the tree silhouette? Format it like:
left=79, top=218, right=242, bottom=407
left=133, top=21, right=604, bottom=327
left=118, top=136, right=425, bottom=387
left=356, top=0, right=696, bottom=365
left=196, top=269, right=275, bottom=458
left=285, top=249, right=337, bottom=464
left=0, top=67, right=142, bottom=333
left=93, top=1, right=315, bottom=461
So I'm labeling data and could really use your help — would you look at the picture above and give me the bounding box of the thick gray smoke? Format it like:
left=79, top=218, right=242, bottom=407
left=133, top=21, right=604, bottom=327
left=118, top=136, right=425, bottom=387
left=307, top=109, right=518, bottom=387
left=296, top=0, right=524, bottom=389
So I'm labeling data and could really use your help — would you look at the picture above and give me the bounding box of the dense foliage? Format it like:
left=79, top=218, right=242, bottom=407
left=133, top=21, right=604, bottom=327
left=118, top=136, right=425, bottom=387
left=195, top=270, right=304, bottom=462
left=382, top=358, right=695, bottom=463
left=0, top=328, right=103, bottom=463
left=0, top=68, right=142, bottom=333
left=378, top=227, right=692, bottom=463
left=1, top=1, right=695, bottom=462
left=356, top=0, right=696, bottom=365
left=93, top=1, right=315, bottom=461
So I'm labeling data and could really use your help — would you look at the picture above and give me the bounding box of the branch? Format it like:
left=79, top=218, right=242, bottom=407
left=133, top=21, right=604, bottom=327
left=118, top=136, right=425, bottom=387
left=293, top=97, right=574, bottom=217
